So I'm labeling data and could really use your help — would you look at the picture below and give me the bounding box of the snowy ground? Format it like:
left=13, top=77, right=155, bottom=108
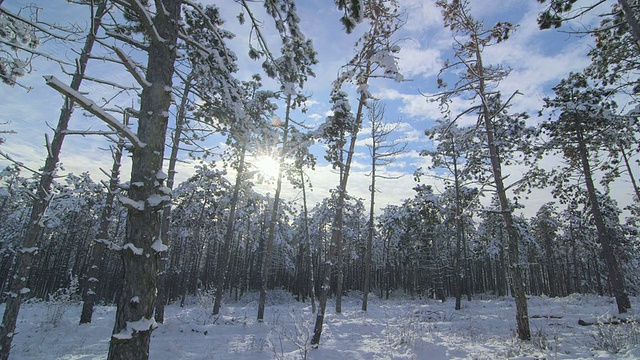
left=5, top=291, right=640, bottom=359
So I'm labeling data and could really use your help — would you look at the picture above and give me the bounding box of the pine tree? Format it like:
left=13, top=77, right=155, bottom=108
left=436, top=0, right=531, bottom=340
left=312, top=0, right=403, bottom=346
left=539, top=72, right=631, bottom=313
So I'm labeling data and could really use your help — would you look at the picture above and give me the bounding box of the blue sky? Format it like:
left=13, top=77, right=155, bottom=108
left=1, top=0, right=633, bottom=217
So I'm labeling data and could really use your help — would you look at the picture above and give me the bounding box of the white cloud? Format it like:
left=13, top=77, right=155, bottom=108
left=395, top=121, right=422, bottom=142
left=375, top=88, right=442, bottom=120
left=397, top=42, right=443, bottom=79
left=399, top=0, right=443, bottom=32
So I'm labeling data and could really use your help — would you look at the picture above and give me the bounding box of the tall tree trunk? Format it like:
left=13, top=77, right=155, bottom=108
left=156, top=79, right=191, bottom=323
left=257, top=95, right=292, bottom=321
left=543, top=229, right=557, bottom=297
left=311, top=88, right=367, bottom=346
left=453, top=142, right=463, bottom=310
left=300, top=170, right=316, bottom=313
left=487, top=104, right=531, bottom=340
left=362, top=151, right=375, bottom=312
left=213, top=144, right=246, bottom=316
left=80, top=113, right=125, bottom=324
left=475, top=37, right=531, bottom=341
left=462, top=220, right=471, bottom=301
left=107, top=1, right=181, bottom=358
left=577, top=131, right=631, bottom=313
left=0, top=3, right=106, bottom=357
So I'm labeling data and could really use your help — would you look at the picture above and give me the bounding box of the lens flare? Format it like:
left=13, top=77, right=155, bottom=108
left=254, top=155, right=280, bottom=180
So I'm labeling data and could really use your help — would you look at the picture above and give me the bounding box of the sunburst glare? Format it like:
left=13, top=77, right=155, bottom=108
left=254, top=155, right=281, bottom=180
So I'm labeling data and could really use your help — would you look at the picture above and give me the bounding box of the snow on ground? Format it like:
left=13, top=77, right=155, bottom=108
left=4, top=291, right=640, bottom=359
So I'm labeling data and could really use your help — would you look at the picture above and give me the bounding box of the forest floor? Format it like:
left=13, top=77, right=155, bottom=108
left=4, top=290, right=640, bottom=359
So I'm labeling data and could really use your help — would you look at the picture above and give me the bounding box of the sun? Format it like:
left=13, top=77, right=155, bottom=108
left=254, top=155, right=281, bottom=180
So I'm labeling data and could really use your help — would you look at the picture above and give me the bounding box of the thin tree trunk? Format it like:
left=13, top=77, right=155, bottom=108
left=453, top=141, right=463, bottom=310
left=543, top=229, right=557, bottom=297
left=311, top=87, right=368, bottom=346
left=0, top=3, right=106, bottom=357
left=362, top=124, right=376, bottom=311
left=107, top=1, right=181, bottom=358
left=299, top=170, right=316, bottom=313
left=257, top=95, right=292, bottom=321
left=475, top=35, right=531, bottom=341
left=213, top=144, right=246, bottom=315
left=462, top=222, right=471, bottom=301
left=80, top=115, right=125, bottom=324
left=156, top=78, right=191, bottom=323
left=577, top=131, right=631, bottom=313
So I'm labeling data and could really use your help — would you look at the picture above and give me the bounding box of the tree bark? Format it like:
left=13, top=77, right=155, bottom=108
left=311, top=88, right=367, bottom=346
left=543, top=226, right=557, bottom=297
left=620, top=144, right=640, bottom=202
left=452, top=140, right=463, bottom=310
left=107, top=1, right=181, bottom=359
left=485, top=101, right=531, bottom=340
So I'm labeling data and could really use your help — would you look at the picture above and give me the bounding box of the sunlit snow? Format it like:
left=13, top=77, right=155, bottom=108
left=4, top=291, right=640, bottom=359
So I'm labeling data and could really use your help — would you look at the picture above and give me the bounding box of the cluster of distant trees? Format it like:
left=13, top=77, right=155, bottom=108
left=2, top=164, right=638, bottom=306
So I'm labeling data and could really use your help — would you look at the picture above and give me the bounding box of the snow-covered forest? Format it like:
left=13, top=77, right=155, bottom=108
left=1, top=0, right=640, bottom=359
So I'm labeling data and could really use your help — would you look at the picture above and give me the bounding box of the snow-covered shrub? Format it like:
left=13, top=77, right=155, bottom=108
left=268, top=312, right=312, bottom=360
left=591, top=316, right=640, bottom=354
left=531, top=325, right=552, bottom=352
left=44, top=275, right=79, bottom=327
left=384, top=314, right=426, bottom=348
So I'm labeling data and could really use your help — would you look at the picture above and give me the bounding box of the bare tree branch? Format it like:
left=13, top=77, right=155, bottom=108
left=115, top=47, right=150, bottom=88
left=44, top=75, right=145, bottom=149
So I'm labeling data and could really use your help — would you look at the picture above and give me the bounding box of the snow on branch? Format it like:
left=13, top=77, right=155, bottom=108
left=19, top=247, right=38, bottom=254
left=0, top=149, right=43, bottom=176
left=110, top=0, right=165, bottom=43
left=44, top=75, right=145, bottom=149
left=181, top=0, right=233, bottom=58
left=115, top=48, right=151, bottom=88
left=118, top=194, right=145, bottom=211
left=122, top=243, right=144, bottom=256
left=102, top=31, right=149, bottom=51
left=0, top=38, right=73, bottom=67
left=111, top=317, right=158, bottom=340
left=0, top=6, right=78, bottom=41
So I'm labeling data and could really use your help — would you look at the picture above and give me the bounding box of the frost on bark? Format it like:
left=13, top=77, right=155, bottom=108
left=107, top=0, right=181, bottom=359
